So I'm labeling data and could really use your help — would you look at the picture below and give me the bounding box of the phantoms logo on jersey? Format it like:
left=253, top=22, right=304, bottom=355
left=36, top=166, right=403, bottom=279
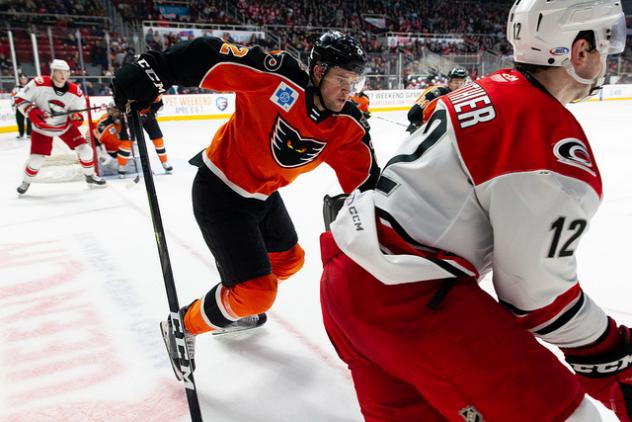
left=553, top=138, right=596, bottom=177
left=270, top=81, right=299, bottom=112
left=270, top=115, right=326, bottom=168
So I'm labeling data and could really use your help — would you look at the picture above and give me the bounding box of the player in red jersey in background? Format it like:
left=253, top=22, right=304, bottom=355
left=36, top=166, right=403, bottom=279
left=14, top=59, right=106, bottom=194
left=320, top=0, right=631, bottom=420
left=112, top=31, right=380, bottom=380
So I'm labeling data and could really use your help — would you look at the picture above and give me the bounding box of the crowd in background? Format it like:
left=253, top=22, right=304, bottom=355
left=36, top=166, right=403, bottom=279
left=0, top=0, right=631, bottom=93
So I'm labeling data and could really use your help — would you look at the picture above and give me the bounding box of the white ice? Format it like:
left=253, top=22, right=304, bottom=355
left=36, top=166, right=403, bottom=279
left=0, top=103, right=630, bottom=422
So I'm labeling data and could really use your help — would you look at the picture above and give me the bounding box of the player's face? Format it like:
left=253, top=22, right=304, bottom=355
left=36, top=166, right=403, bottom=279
left=320, top=67, right=365, bottom=112
left=51, top=69, right=70, bottom=87
left=19, top=76, right=28, bottom=85
left=447, top=77, right=465, bottom=91
left=572, top=40, right=607, bottom=99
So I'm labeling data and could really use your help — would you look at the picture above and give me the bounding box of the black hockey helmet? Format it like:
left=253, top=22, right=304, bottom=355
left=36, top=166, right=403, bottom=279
left=309, top=31, right=368, bottom=76
left=447, top=66, right=468, bottom=80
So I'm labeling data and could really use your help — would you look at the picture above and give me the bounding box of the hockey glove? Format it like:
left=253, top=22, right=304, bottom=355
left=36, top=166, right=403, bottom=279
left=27, top=106, right=65, bottom=131
left=69, top=112, right=84, bottom=128
left=323, top=193, right=348, bottom=231
left=563, top=318, right=632, bottom=421
left=112, top=54, right=166, bottom=112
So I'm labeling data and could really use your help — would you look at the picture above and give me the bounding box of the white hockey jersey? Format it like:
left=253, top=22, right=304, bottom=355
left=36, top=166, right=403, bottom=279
left=331, top=69, right=608, bottom=348
left=15, top=76, right=85, bottom=137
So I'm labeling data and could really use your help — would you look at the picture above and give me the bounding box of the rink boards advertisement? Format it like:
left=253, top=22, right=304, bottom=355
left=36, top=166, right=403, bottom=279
left=1, top=86, right=631, bottom=133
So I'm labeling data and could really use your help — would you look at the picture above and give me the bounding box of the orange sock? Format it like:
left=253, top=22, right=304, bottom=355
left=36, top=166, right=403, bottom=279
left=269, top=244, right=305, bottom=280
left=151, top=137, right=168, bottom=163
left=183, top=274, right=278, bottom=335
left=183, top=299, right=213, bottom=335
left=116, top=140, right=132, bottom=167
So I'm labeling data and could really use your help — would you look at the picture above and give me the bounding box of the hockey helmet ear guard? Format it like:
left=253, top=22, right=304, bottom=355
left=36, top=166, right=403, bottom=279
left=507, top=0, right=625, bottom=87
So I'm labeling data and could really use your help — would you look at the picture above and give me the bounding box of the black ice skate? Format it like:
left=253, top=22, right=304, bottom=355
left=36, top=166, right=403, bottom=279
left=85, top=174, right=106, bottom=186
left=160, top=314, right=196, bottom=382
left=212, top=313, right=268, bottom=337
left=162, top=161, right=173, bottom=174
left=16, top=182, right=30, bottom=194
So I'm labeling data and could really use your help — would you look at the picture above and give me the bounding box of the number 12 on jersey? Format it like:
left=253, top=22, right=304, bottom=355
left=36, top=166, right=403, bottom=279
left=547, top=217, right=587, bottom=258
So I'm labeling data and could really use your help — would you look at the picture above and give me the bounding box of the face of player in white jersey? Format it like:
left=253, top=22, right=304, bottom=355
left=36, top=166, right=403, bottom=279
left=563, top=37, right=609, bottom=102
left=314, top=66, right=365, bottom=112
left=51, top=69, right=70, bottom=88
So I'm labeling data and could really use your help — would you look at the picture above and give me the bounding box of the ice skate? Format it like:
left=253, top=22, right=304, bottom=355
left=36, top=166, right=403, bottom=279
left=85, top=174, right=106, bottom=186
left=16, top=182, right=30, bottom=194
left=212, top=313, right=268, bottom=337
left=160, top=315, right=196, bottom=381
left=162, top=161, right=173, bottom=174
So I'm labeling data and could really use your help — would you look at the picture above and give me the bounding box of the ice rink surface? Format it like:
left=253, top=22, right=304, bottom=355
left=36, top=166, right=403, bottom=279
left=0, top=102, right=630, bottom=421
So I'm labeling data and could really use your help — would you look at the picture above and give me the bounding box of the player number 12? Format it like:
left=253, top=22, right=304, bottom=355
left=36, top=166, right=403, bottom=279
left=547, top=216, right=587, bottom=258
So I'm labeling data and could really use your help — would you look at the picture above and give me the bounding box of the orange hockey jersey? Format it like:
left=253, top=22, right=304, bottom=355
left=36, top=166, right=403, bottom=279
left=139, top=37, right=380, bottom=199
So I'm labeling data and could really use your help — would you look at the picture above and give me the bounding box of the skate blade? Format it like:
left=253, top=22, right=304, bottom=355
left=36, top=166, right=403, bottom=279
left=212, top=314, right=267, bottom=337
left=160, top=320, right=184, bottom=381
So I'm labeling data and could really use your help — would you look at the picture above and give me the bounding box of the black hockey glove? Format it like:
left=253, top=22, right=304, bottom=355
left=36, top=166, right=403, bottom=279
left=323, top=194, right=348, bottom=231
left=562, top=318, right=632, bottom=421
left=112, top=55, right=166, bottom=112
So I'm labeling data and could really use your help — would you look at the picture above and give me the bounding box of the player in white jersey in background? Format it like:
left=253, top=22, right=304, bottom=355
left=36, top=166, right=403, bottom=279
left=14, top=59, right=106, bottom=194
left=320, top=0, right=631, bottom=421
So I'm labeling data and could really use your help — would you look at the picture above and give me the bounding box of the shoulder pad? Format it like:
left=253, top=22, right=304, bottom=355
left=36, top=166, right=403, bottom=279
left=68, top=82, right=83, bottom=97
left=34, top=76, right=52, bottom=87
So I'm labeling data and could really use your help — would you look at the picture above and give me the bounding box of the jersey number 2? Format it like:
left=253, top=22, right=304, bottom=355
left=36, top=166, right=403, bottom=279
left=219, top=43, right=248, bottom=58
left=547, top=217, right=587, bottom=258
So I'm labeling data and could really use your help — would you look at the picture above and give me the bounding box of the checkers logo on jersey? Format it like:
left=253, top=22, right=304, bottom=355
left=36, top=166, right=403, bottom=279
left=270, top=82, right=299, bottom=112
left=48, top=99, right=66, bottom=115
left=270, top=115, right=326, bottom=168
left=459, top=406, right=483, bottom=422
left=553, top=138, right=596, bottom=177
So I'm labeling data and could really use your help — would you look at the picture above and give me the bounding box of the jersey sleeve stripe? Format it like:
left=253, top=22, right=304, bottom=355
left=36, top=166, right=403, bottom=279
left=504, top=282, right=582, bottom=330
left=376, top=207, right=478, bottom=278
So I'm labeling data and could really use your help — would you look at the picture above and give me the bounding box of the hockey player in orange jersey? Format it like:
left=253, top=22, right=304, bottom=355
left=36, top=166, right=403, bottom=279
left=126, top=97, right=173, bottom=175
left=112, top=31, right=379, bottom=380
left=94, top=99, right=172, bottom=177
left=92, top=103, right=132, bottom=174
left=350, top=90, right=370, bottom=119
left=405, top=66, right=468, bottom=133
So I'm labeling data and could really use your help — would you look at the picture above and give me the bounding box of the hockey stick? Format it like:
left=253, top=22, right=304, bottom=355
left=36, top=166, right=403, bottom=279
left=49, top=104, right=106, bottom=117
left=373, top=114, right=408, bottom=128
left=128, top=104, right=204, bottom=422
left=130, top=142, right=141, bottom=184
left=125, top=120, right=141, bottom=184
